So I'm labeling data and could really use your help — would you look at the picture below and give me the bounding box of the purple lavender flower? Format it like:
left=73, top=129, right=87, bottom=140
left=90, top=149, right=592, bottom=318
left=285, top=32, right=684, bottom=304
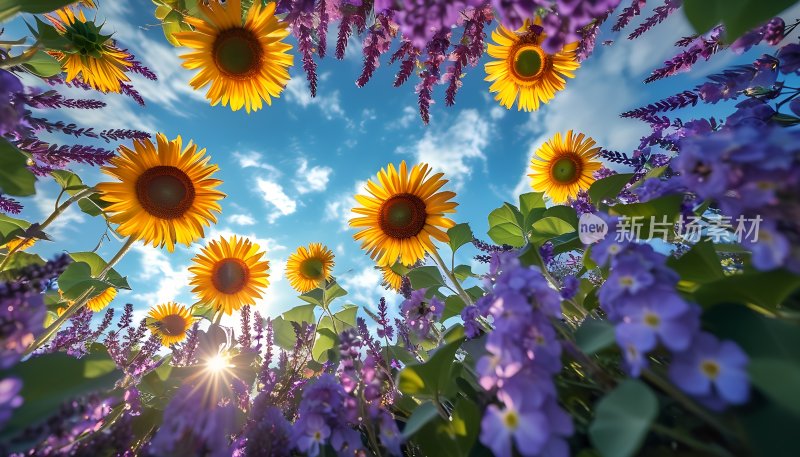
left=400, top=288, right=443, bottom=338
left=292, top=374, right=363, bottom=456
left=645, top=25, right=723, bottom=83
left=1, top=286, right=46, bottom=369
left=778, top=43, right=800, bottom=74
left=629, top=0, right=681, bottom=40
left=241, top=406, right=292, bottom=457
left=669, top=332, right=750, bottom=410
left=742, top=221, right=790, bottom=270
left=569, top=189, right=596, bottom=215
left=0, top=377, right=23, bottom=428
left=731, top=17, right=785, bottom=54
left=539, top=241, right=555, bottom=265
left=0, top=69, right=26, bottom=137
left=461, top=304, right=483, bottom=338
left=375, top=0, right=484, bottom=48
left=560, top=275, right=580, bottom=300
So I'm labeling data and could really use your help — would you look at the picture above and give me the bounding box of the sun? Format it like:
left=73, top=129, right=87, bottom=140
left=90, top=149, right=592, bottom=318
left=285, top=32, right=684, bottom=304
left=484, top=18, right=580, bottom=112
left=147, top=302, right=194, bottom=346
left=529, top=130, right=602, bottom=203
left=96, top=134, right=225, bottom=252
left=350, top=161, right=458, bottom=267
left=46, top=7, right=132, bottom=93
left=174, top=0, right=294, bottom=113
left=285, top=243, right=335, bottom=293
left=189, top=235, right=270, bottom=316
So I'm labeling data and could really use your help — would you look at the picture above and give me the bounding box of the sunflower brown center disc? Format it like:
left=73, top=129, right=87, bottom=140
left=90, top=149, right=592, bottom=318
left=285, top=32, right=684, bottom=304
left=379, top=193, right=427, bottom=239
left=212, top=258, right=250, bottom=294
left=136, top=166, right=196, bottom=219
left=551, top=156, right=581, bottom=184
left=515, top=48, right=543, bottom=78
left=300, top=258, right=325, bottom=280
left=213, top=28, right=263, bottom=78
left=159, top=314, right=187, bottom=336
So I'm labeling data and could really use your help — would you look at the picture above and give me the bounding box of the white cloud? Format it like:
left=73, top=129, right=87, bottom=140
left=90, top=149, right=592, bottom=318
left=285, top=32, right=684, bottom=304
left=325, top=180, right=367, bottom=231
left=232, top=151, right=281, bottom=175
left=255, top=178, right=297, bottom=223
left=490, top=106, right=507, bottom=120
left=396, top=106, right=417, bottom=129
left=32, top=190, right=85, bottom=238
left=339, top=265, right=400, bottom=311
left=294, top=158, right=333, bottom=194
left=401, top=109, right=490, bottom=189
left=228, top=213, right=256, bottom=226
left=284, top=76, right=347, bottom=121
left=131, top=245, right=192, bottom=305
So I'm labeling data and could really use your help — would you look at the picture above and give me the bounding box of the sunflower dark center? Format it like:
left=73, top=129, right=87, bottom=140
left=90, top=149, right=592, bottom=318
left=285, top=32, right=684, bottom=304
left=212, top=258, right=250, bottom=294
left=515, top=48, right=543, bottom=78
left=379, top=194, right=427, bottom=239
left=551, top=157, right=580, bottom=184
left=135, top=166, right=195, bottom=219
left=159, top=314, right=187, bottom=336
left=299, top=257, right=325, bottom=280
left=213, top=28, right=263, bottom=78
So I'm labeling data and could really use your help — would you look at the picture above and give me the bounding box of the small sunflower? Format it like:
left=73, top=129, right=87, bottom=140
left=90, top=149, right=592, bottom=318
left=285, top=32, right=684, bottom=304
left=285, top=243, right=335, bottom=293
left=380, top=266, right=403, bottom=291
left=97, top=134, right=225, bottom=252
left=1, top=237, right=35, bottom=252
left=350, top=161, right=458, bottom=267
left=46, top=8, right=132, bottom=93
left=529, top=130, right=602, bottom=203
left=175, top=0, right=294, bottom=113
left=189, top=235, right=270, bottom=315
left=147, top=302, right=194, bottom=346
left=57, top=286, right=116, bottom=312
left=485, top=18, right=580, bottom=112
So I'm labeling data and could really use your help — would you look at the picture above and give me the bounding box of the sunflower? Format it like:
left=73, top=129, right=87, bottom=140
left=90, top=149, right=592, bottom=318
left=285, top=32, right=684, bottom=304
left=97, top=134, right=225, bottom=252
left=380, top=266, right=403, bottom=291
left=1, top=237, right=35, bottom=252
left=529, top=130, right=602, bottom=203
left=46, top=7, right=132, bottom=93
left=285, top=243, right=335, bottom=293
left=174, top=0, right=294, bottom=113
left=57, top=286, right=116, bottom=312
left=189, top=235, right=270, bottom=315
left=147, top=302, right=194, bottom=346
left=350, top=161, right=458, bottom=267
left=484, top=18, right=580, bottom=112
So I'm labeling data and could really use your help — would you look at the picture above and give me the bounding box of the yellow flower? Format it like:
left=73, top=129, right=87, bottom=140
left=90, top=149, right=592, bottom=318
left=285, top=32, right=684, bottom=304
left=147, top=302, right=194, bottom=346
left=380, top=266, right=403, bottom=291
left=484, top=18, right=580, bottom=112
left=350, top=161, right=457, bottom=267
left=174, top=0, right=294, bottom=113
left=57, top=286, right=116, bottom=312
left=189, top=235, right=270, bottom=315
left=528, top=130, right=602, bottom=203
left=1, top=237, right=35, bottom=252
left=47, top=8, right=132, bottom=93
left=97, top=134, right=225, bottom=252
left=285, top=243, right=335, bottom=293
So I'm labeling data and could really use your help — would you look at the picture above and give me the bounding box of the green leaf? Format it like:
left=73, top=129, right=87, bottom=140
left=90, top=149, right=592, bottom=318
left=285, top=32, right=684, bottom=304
left=0, top=0, right=79, bottom=21
left=0, top=347, right=122, bottom=441
left=403, top=402, right=440, bottom=438
left=21, top=50, right=62, bottom=77
left=487, top=203, right=526, bottom=247
left=0, top=138, right=36, bottom=197
left=666, top=239, right=724, bottom=285
left=312, top=328, right=339, bottom=361
left=0, top=252, right=44, bottom=279
left=323, top=280, right=348, bottom=306
left=531, top=216, right=575, bottom=245
left=453, top=264, right=472, bottom=282
left=398, top=340, right=461, bottom=399
left=68, top=251, right=130, bottom=290
left=588, top=173, right=634, bottom=205
left=413, top=399, right=481, bottom=457
left=298, top=288, right=324, bottom=307
left=589, top=379, right=658, bottom=457
left=447, top=223, right=474, bottom=253
left=684, top=0, right=797, bottom=42
left=282, top=303, right=316, bottom=324
left=270, top=316, right=298, bottom=350
left=519, top=192, right=546, bottom=230
left=57, top=261, right=111, bottom=301
left=50, top=170, right=107, bottom=217
left=319, top=304, right=358, bottom=333
left=544, top=205, right=579, bottom=228
left=28, top=17, right=70, bottom=51
left=408, top=265, right=445, bottom=290
left=692, top=270, right=800, bottom=311
left=575, top=318, right=616, bottom=355
left=609, top=194, right=684, bottom=239
left=749, top=358, right=800, bottom=417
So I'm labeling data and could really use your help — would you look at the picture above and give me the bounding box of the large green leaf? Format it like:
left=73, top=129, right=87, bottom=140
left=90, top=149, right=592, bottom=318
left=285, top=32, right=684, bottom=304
left=519, top=192, right=546, bottom=231
left=0, top=0, right=79, bottom=21
left=531, top=216, right=575, bottom=245
left=0, top=138, right=36, bottom=197
left=403, top=402, right=440, bottom=438
left=447, top=223, right=474, bottom=253
left=20, top=50, right=61, bottom=77
left=667, top=239, right=724, bottom=285
left=323, top=279, right=348, bottom=306
left=749, top=358, right=800, bottom=417
left=412, top=399, right=481, bottom=457
left=68, top=251, right=130, bottom=290
left=588, top=173, right=634, bottom=205
left=575, top=318, right=616, bottom=355
left=50, top=170, right=108, bottom=217
left=683, top=0, right=797, bottom=42
left=398, top=339, right=461, bottom=399
left=589, top=379, right=658, bottom=457
left=271, top=304, right=318, bottom=349
left=692, top=269, right=800, bottom=311
left=57, top=261, right=112, bottom=301
left=0, top=347, right=122, bottom=441
left=0, top=252, right=45, bottom=280
left=609, top=194, right=683, bottom=240
left=408, top=265, right=445, bottom=290
left=487, top=203, right=526, bottom=247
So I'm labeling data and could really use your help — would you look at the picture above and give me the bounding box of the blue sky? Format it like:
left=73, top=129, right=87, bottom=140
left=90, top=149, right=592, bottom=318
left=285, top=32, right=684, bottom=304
left=10, top=1, right=798, bottom=325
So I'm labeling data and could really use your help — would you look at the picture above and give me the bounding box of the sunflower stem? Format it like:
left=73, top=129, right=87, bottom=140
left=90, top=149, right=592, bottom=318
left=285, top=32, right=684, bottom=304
left=0, top=187, right=96, bottom=273
left=22, top=236, right=137, bottom=356
left=430, top=248, right=473, bottom=307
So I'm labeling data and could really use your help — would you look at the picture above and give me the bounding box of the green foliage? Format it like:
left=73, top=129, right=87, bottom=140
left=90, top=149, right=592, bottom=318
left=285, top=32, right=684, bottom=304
left=51, top=170, right=108, bottom=217
left=0, top=346, right=122, bottom=442
left=20, top=50, right=62, bottom=77
left=27, top=16, right=70, bottom=51
left=447, top=223, right=474, bottom=253
left=683, top=0, right=797, bottom=42
left=608, top=194, right=684, bottom=239
left=531, top=216, right=575, bottom=245
left=0, top=252, right=45, bottom=280
left=398, top=339, right=462, bottom=399
left=453, top=264, right=472, bottom=281
left=575, top=318, right=616, bottom=355
left=589, top=380, right=658, bottom=457
left=667, top=239, right=724, bottom=285
left=0, top=138, right=36, bottom=197
left=412, top=399, right=481, bottom=457
left=0, top=213, right=30, bottom=246
left=403, top=402, right=440, bottom=438
left=322, top=279, right=348, bottom=307
left=588, top=173, right=634, bottom=205
left=692, top=269, right=800, bottom=311
left=487, top=203, right=526, bottom=247
left=408, top=265, right=445, bottom=290
left=57, top=261, right=114, bottom=301
left=0, top=0, right=80, bottom=22
left=519, top=191, right=546, bottom=231
left=68, top=251, right=131, bottom=290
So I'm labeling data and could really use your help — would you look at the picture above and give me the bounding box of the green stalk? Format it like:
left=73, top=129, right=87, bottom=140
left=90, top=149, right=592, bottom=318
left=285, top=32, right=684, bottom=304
left=430, top=248, right=473, bottom=307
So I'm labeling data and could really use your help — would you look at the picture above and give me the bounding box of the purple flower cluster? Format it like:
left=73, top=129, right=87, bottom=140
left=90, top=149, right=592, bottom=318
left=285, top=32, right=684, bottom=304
left=594, top=243, right=750, bottom=410
left=374, top=0, right=484, bottom=48
left=400, top=288, right=443, bottom=338
left=569, top=189, right=596, bottom=215
left=467, top=255, right=572, bottom=456
left=292, top=374, right=363, bottom=456
left=0, top=377, right=23, bottom=429
left=730, top=17, right=785, bottom=54
left=645, top=25, right=723, bottom=83
left=0, top=69, right=27, bottom=137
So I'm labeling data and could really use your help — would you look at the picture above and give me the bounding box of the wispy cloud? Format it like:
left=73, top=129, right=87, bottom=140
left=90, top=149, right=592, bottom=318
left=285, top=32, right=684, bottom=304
left=294, top=158, right=333, bottom=194
left=255, top=177, right=297, bottom=223
left=284, top=75, right=347, bottom=122
left=131, top=245, right=191, bottom=305
left=325, top=180, right=367, bottom=231
left=228, top=213, right=256, bottom=226
left=233, top=151, right=281, bottom=174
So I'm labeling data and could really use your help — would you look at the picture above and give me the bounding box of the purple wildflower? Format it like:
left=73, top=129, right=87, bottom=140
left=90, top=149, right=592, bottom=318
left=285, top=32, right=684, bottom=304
left=400, top=288, right=443, bottom=338
left=730, top=17, right=785, bottom=54
left=375, top=0, right=483, bottom=48
left=0, top=377, right=23, bottom=428
left=628, top=0, right=681, bottom=40
left=612, top=0, right=646, bottom=32
left=569, top=189, right=596, bottom=215
left=539, top=241, right=555, bottom=265
left=778, top=43, right=800, bottom=74
left=560, top=275, right=580, bottom=300
left=0, top=195, right=23, bottom=214
left=0, top=69, right=26, bottom=137
left=645, top=25, right=723, bottom=83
